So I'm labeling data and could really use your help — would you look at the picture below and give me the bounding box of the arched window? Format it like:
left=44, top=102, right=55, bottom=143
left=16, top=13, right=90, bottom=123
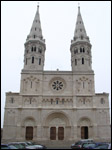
left=34, top=47, right=36, bottom=52
left=31, top=47, right=33, bottom=52
left=74, top=48, right=78, bottom=54
left=82, top=58, right=84, bottom=64
left=32, top=57, right=34, bottom=63
left=31, top=81, right=32, bottom=88
left=80, top=48, right=83, bottom=53
left=38, top=47, right=42, bottom=53
left=39, top=58, right=41, bottom=65
left=83, top=48, right=85, bottom=53
left=75, top=59, right=77, bottom=65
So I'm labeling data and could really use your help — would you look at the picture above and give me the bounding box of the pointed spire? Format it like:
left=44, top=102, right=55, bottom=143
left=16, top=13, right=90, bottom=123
left=72, top=6, right=90, bottom=43
left=26, top=5, right=44, bottom=43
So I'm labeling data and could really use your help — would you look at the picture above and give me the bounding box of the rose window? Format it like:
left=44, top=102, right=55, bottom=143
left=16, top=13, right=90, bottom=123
left=52, top=80, right=64, bottom=91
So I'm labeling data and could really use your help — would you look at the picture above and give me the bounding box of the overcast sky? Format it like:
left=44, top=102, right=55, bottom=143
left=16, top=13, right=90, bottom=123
left=1, top=1, right=111, bottom=128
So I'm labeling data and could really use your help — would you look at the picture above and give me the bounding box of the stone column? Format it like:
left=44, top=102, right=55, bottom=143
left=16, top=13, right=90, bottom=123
left=43, top=126, right=49, bottom=140
left=77, top=126, right=81, bottom=139
left=37, top=125, right=42, bottom=140
left=33, top=126, right=37, bottom=140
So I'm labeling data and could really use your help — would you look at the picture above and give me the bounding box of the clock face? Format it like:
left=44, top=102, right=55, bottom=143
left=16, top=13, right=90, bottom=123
left=50, top=77, right=66, bottom=92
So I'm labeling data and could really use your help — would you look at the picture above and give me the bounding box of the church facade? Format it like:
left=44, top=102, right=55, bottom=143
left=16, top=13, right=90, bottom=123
left=3, top=5, right=111, bottom=143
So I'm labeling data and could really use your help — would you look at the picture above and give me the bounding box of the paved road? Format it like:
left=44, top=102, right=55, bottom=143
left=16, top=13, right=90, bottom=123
left=47, top=147, right=71, bottom=149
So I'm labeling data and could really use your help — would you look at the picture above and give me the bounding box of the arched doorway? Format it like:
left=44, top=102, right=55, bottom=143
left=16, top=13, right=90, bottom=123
left=26, top=126, right=33, bottom=140
left=44, top=112, right=71, bottom=140
left=81, top=126, right=88, bottom=139
left=78, top=117, right=92, bottom=139
left=50, top=126, right=64, bottom=140
left=21, top=117, right=36, bottom=140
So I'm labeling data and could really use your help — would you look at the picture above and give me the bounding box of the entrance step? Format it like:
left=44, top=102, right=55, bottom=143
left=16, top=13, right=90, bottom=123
left=33, top=140, right=74, bottom=149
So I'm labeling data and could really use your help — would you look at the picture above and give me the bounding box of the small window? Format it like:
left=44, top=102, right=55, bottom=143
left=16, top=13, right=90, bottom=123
left=75, top=59, right=77, bottom=65
left=30, top=98, right=32, bottom=104
left=34, top=35, right=35, bottom=38
left=82, top=58, right=84, bottom=64
left=32, top=57, right=34, bottom=63
left=26, top=58, right=27, bottom=65
left=11, top=98, right=14, bottom=103
left=35, top=28, right=36, bottom=31
left=80, top=29, right=82, bottom=32
left=31, top=81, right=32, bottom=88
left=56, top=100, right=58, bottom=104
left=39, top=58, right=41, bottom=65
left=101, top=98, right=105, bottom=104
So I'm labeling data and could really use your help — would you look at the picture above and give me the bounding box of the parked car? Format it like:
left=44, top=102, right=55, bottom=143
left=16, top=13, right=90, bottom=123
left=1, top=144, right=17, bottom=149
left=71, top=139, right=93, bottom=149
left=18, top=142, right=29, bottom=149
left=94, top=143, right=111, bottom=149
left=8, top=142, right=25, bottom=149
left=25, top=142, right=47, bottom=149
left=25, top=142, right=34, bottom=146
left=82, top=142, right=104, bottom=149
left=26, top=144, right=45, bottom=149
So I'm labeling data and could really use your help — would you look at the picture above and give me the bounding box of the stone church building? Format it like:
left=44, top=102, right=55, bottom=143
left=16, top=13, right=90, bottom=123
left=3, top=5, right=111, bottom=143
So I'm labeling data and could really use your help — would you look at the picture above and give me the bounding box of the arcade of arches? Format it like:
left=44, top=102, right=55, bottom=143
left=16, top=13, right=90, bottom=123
left=22, top=113, right=93, bottom=141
